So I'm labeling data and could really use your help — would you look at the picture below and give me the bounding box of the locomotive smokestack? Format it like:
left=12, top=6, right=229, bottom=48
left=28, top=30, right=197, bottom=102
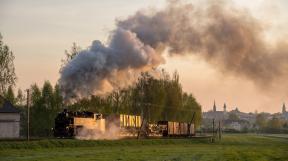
left=60, top=0, right=288, bottom=102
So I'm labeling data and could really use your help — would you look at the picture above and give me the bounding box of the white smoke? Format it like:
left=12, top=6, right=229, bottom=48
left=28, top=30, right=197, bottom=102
left=75, top=121, right=125, bottom=140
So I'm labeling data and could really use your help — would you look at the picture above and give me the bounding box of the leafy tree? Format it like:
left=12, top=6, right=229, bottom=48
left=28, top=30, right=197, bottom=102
left=256, top=113, right=267, bottom=129
left=161, top=71, right=183, bottom=121
left=182, top=93, right=202, bottom=127
left=0, top=33, right=16, bottom=95
left=29, top=82, right=62, bottom=137
left=228, top=113, right=240, bottom=121
left=267, top=117, right=282, bottom=129
left=16, top=89, right=25, bottom=106
left=42, top=81, right=54, bottom=109
left=29, top=84, right=43, bottom=136
left=53, top=84, right=63, bottom=110
left=30, top=84, right=41, bottom=105
left=4, top=85, right=15, bottom=104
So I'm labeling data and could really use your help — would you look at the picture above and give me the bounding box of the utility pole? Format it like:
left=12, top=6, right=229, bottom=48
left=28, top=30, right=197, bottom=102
left=26, top=89, right=30, bottom=141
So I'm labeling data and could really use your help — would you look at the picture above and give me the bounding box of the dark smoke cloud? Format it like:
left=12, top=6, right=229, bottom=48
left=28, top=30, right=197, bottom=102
left=60, top=29, right=164, bottom=100
left=60, top=0, right=288, bottom=101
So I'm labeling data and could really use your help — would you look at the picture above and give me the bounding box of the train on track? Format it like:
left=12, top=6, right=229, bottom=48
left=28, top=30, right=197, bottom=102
left=54, top=109, right=195, bottom=138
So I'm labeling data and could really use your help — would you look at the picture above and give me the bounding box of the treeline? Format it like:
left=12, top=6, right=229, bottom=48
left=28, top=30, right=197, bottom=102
left=5, top=71, right=202, bottom=137
left=69, top=71, right=202, bottom=127
left=255, top=113, right=288, bottom=133
left=5, top=82, right=63, bottom=137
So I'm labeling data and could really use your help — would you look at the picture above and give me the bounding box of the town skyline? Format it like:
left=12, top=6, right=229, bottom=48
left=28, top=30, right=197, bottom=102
left=203, top=100, right=287, bottom=114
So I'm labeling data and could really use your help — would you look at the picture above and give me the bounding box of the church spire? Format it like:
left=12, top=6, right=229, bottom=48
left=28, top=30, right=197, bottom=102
left=282, top=103, right=286, bottom=114
left=223, top=103, right=227, bottom=112
left=213, top=100, right=216, bottom=112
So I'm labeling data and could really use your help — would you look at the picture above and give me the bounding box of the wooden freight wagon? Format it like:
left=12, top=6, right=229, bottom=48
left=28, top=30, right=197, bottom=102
left=105, top=114, right=141, bottom=136
left=158, top=121, right=195, bottom=137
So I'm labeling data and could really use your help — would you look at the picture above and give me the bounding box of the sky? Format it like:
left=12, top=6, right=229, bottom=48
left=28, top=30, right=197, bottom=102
left=1, top=0, right=288, bottom=113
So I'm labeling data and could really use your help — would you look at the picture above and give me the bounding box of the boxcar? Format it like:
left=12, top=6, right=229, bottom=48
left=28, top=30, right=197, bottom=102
left=105, top=114, right=141, bottom=136
left=157, top=121, right=195, bottom=137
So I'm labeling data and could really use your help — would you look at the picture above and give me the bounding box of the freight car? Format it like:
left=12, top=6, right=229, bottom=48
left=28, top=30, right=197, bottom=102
left=157, top=121, right=195, bottom=137
left=54, top=109, right=195, bottom=138
left=105, top=114, right=142, bottom=136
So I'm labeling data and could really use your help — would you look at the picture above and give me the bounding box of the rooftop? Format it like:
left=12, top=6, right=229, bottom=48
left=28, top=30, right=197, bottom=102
left=0, top=96, right=20, bottom=113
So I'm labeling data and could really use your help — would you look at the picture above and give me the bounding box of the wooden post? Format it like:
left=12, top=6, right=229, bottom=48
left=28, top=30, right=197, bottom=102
left=26, top=89, right=30, bottom=142
left=212, top=119, right=215, bottom=142
left=189, top=112, right=195, bottom=136
left=218, top=121, right=221, bottom=141
left=137, top=107, right=144, bottom=139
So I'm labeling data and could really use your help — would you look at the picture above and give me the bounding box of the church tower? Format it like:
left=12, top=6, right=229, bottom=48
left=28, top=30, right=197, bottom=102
left=282, top=103, right=286, bottom=114
left=213, top=100, right=216, bottom=112
left=223, top=103, right=227, bottom=112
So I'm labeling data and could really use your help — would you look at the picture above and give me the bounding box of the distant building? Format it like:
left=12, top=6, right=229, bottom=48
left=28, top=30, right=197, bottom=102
left=281, top=103, right=288, bottom=120
left=230, top=107, right=255, bottom=123
left=0, top=96, right=20, bottom=138
left=202, top=101, right=227, bottom=121
left=202, top=101, right=288, bottom=132
left=202, top=101, right=255, bottom=131
left=282, top=103, right=286, bottom=113
left=226, top=121, right=241, bottom=131
left=213, top=100, right=216, bottom=112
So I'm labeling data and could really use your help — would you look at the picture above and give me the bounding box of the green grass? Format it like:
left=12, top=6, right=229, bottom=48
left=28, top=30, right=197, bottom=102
left=0, top=134, right=287, bottom=161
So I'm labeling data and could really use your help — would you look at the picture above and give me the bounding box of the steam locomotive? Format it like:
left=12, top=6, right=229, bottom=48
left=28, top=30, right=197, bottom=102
left=54, top=109, right=195, bottom=138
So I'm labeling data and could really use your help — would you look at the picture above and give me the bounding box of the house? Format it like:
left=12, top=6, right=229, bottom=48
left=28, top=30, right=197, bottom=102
left=0, top=96, right=20, bottom=138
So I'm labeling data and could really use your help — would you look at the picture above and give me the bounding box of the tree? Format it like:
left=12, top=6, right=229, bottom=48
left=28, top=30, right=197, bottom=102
left=30, top=84, right=41, bottom=106
left=228, top=113, right=240, bottom=121
left=42, top=81, right=54, bottom=109
left=4, top=85, right=15, bottom=104
left=16, top=89, right=25, bottom=106
left=29, top=84, right=43, bottom=136
left=29, top=82, right=61, bottom=137
left=60, top=42, right=81, bottom=73
left=256, top=113, right=267, bottom=129
left=53, top=84, right=63, bottom=110
left=182, top=93, right=202, bottom=127
left=0, top=33, right=17, bottom=95
left=268, top=117, right=282, bottom=129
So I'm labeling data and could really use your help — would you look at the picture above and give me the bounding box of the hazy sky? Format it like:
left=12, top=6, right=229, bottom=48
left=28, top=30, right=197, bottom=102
left=1, top=0, right=288, bottom=113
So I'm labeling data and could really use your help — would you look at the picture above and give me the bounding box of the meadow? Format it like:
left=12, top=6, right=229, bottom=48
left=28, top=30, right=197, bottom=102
left=0, top=134, right=287, bottom=161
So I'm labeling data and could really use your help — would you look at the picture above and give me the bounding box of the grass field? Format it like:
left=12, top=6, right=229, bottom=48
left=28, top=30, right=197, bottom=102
left=0, top=134, right=287, bottom=161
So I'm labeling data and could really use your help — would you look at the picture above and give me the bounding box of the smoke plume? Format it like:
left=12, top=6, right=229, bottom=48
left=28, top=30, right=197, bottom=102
left=76, top=122, right=124, bottom=140
left=60, top=0, right=288, bottom=101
